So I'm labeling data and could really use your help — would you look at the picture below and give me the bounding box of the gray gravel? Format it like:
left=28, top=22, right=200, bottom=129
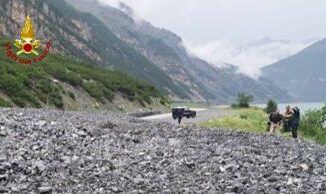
left=0, top=108, right=325, bottom=193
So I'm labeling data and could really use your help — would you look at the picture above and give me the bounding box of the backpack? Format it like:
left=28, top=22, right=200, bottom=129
left=293, top=107, right=300, bottom=117
left=292, top=107, right=301, bottom=123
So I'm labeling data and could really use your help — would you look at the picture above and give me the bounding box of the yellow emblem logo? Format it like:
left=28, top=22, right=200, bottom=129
left=14, top=15, right=41, bottom=56
left=4, top=15, right=52, bottom=65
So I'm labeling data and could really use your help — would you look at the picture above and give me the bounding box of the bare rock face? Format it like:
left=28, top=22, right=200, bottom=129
left=67, top=0, right=294, bottom=103
left=0, top=108, right=325, bottom=193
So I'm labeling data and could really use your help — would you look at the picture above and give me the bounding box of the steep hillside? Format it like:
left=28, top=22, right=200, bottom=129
left=66, top=0, right=210, bottom=100
left=67, top=0, right=293, bottom=103
left=262, top=38, right=326, bottom=102
left=0, top=0, right=190, bottom=99
left=0, top=37, right=166, bottom=110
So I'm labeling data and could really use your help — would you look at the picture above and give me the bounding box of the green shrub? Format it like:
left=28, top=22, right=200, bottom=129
left=24, top=93, right=42, bottom=108
left=143, top=95, right=152, bottom=105
left=299, top=105, right=326, bottom=144
left=37, top=80, right=52, bottom=94
left=0, top=37, right=166, bottom=109
left=160, top=97, right=167, bottom=105
left=102, top=88, right=114, bottom=102
left=11, top=97, right=26, bottom=108
left=0, top=74, right=24, bottom=96
left=0, top=97, right=12, bottom=107
left=82, top=81, right=104, bottom=102
left=50, top=96, right=64, bottom=109
left=264, top=100, right=278, bottom=114
left=68, top=91, right=76, bottom=101
left=49, top=88, right=64, bottom=109
left=138, top=98, right=146, bottom=107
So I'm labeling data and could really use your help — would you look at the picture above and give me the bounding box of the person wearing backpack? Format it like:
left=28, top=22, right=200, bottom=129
left=291, top=106, right=301, bottom=138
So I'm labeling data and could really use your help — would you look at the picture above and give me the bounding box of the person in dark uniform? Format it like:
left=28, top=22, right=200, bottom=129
left=283, top=105, right=301, bottom=138
left=178, top=115, right=182, bottom=124
left=291, top=106, right=301, bottom=139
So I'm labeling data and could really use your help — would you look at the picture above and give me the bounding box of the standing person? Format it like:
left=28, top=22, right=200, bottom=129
left=178, top=114, right=182, bottom=124
left=283, top=105, right=294, bottom=132
left=291, top=106, right=301, bottom=139
left=177, top=109, right=183, bottom=124
left=269, top=109, right=283, bottom=134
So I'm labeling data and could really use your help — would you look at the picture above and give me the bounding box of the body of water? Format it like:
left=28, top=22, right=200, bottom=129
left=255, top=102, right=325, bottom=114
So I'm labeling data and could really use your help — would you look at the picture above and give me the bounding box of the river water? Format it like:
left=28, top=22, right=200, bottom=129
left=256, top=102, right=325, bottom=114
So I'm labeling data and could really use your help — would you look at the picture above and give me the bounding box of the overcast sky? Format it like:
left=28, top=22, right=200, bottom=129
left=100, top=0, right=324, bottom=77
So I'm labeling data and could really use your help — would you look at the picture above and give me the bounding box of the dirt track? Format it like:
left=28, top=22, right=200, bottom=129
left=141, top=107, right=233, bottom=125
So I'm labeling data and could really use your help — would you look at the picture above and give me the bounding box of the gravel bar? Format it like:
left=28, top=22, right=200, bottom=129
left=0, top=108, right=325, bottom=193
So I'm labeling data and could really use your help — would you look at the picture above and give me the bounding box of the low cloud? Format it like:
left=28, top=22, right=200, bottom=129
left=98, top=0, right=149, bottom=23
left=98, top=0, right=120, bottom=8
left=98, top=0, right=318, bottom=79
left=186, top=38, right=316, bottom=78
left=98, top=0, right=203, bottom=28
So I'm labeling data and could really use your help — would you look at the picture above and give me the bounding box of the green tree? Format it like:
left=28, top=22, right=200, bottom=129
left=232, top=93, right=254, bottom=108
left=265, top=100, right=278, bottom=114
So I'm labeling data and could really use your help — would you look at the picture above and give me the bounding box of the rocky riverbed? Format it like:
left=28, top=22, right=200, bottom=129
left=0, top=108, right=325, bottom=193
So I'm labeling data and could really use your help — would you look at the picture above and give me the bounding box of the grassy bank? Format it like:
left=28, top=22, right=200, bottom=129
left=201, top=105, right=326, bottom=145
left=201, top=107, right=267, bottom=133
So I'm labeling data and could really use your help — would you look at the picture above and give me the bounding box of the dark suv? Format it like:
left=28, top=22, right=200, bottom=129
left=172, top=107, right=196, bottom=119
